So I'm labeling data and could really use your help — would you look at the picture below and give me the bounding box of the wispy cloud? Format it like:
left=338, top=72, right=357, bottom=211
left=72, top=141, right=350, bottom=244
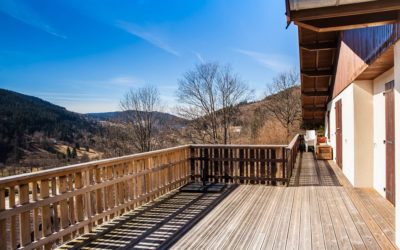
left=0, top=0, right=66, bottom=38
left=234, top=49, right=293, bottom=72
left=194, top=52, right=205, bottom=63
left=116, top=20, right=179, bottom=56
left=68, top=75, right=144, bottom=88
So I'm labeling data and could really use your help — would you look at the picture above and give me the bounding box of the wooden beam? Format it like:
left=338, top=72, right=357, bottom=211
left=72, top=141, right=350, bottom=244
left=302, top=69, right=333, bottom=77
left=303, top=105, right=326, bottom=112
left=302, top=91, right=329, bottom=97
left=302, top=118, right=324, bottom=122
left=300, top=42, right=337, bottom=51
left=289, top=0, right=400, bottom=22
left=297, top=11, right=398, bottom=32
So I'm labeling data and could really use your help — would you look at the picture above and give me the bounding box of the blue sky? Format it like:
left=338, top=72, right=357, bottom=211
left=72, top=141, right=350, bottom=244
left=0, top=0, right=299, bottom=113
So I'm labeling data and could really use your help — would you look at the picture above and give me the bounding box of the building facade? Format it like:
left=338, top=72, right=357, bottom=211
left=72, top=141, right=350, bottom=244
left=286, top=0, right=400, bottom=247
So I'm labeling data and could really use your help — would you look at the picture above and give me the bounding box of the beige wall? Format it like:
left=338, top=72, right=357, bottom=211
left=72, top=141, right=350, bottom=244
left=353, top=81, right=374, bottom=187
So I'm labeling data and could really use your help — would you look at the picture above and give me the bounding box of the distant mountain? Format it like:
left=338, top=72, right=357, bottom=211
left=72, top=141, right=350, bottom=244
left=0, top=88, right=101, bottom=163
left=86, top=111, right=188, bottom=128
left=0, top=88, right=99, bottom=138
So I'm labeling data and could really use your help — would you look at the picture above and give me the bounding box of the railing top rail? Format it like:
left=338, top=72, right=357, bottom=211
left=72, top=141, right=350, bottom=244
left=189, top=144, right=288, bottom=149
left=0, top=145, right=190, bottom=187
left=286, top=134, right=300, bottom=150
left=0, top=134, right=300, bottom=187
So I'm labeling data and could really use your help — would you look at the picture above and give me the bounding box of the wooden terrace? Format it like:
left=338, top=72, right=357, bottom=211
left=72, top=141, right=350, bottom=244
left=0, top=135, right=396, bottom=249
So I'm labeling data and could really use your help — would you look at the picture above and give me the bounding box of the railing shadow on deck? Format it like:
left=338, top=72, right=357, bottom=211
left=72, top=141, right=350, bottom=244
left=290, top=152, right=341, bottom=187
left=0, top=134, right=301, bottom=250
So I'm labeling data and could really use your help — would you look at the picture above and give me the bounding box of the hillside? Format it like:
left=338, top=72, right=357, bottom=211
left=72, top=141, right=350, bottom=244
left=0, top=88, right=101, bottom=164
left=233, top=86, right=302, bottom=144
left=87, top=111, right=188, bottom=128
left=0, top=89, right=187, bottom=172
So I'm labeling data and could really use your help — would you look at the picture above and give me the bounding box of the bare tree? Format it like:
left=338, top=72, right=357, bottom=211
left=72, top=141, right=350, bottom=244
left=264, top=69, right=301, bottom=142
left=217, top=65, right=250, bottom=144
left=177, top=62, right=250, bottom=144
left=120, top=86, right=161, bottom=152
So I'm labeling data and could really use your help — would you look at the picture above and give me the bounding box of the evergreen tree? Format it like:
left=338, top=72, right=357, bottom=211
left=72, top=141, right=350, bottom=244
left=66, top=147, right=72, bottom=158
left=72, top=147, right=77, bottom=158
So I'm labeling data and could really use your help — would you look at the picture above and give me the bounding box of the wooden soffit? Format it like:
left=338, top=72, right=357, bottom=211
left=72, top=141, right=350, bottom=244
left=298, top=27, right=338, bottom=125
left=287, top=0, right=400, bottom=32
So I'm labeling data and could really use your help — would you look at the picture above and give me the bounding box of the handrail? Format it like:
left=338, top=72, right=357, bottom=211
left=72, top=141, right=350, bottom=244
left=286, top=134, right=300, bottom=150
left=190, top=144, right=288, bottom=148
left=0, top=145, right=190, bottom=187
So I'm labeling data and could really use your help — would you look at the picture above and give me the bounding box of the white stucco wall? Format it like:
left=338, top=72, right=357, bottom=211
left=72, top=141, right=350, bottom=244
left=327, top=84, right=356, bottom=186
left=373, top=68, right=394, bottom=196
left=394, top=41, right=400, bottom=248
left=327, top=81, right=375, bottom=188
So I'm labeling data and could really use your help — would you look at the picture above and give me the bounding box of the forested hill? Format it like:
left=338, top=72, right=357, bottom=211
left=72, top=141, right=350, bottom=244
left=0, top=88, right=99, bottom=163
left=87, top=111, right=188, bottom=127
left=0, top=88, right=187, bottom=166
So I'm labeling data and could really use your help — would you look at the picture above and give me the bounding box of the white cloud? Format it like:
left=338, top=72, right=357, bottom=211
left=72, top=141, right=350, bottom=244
left=116, top=20, right=179, bottom=56
left=234, top=49, right=294, bottom=72
left=0, top=0, right=66, bottom=38
left=194, top=52, right=205, bottom=63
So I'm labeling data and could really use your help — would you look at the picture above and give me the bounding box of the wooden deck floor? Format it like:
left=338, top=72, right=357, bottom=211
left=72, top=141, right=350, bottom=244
left=173, top=152, right=397, bottom=250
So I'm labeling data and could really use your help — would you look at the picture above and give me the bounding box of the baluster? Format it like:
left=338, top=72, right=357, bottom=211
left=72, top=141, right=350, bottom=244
left=19, top=183, right=31, bottom=246
left=59, top=175, right=70, bottom=241
left=239, top=148, right=244, bottom=184
left=68, top=174, right=76, bottom=236
left=0, top=189, right=6, bottom=250
left=31, top=181, right=40, bottom=242
left=51, top=178, right=59, bottom=233
left=9, top=186, right=17, bottom=249
left=85, top=170, right=93, bottom=232
left=74, top=172, right=84, bottom=234
left=95, top=167, right=103, bottom=224
left=107, top=165, right=115, bottom=219
left=41, top=180, right=52, bottom=249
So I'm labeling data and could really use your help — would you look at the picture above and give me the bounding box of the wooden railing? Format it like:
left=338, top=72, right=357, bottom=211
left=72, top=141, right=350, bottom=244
left=0, top=135, right=301, bottom=249
left=190, top=134, right=301, bottom=186
left=0, top=145, right=190, bottom=250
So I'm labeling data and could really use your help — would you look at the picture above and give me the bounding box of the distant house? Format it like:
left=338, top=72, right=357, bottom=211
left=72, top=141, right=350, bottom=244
left=229, top=126, right=242, bottom=134
left=286, top=0, right=400, bottom=247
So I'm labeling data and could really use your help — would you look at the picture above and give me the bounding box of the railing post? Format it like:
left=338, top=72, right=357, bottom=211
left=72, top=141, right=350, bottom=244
left=190, top=147, right=195, bottom=181
left=9, top=186, right=16, bottom=250
left=203, top=148, right=209, bottom=186
left=0, top=189, right=6, bottom=250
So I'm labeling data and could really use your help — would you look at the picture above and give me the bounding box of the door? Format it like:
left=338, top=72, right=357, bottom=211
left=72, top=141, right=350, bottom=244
left=385, top=81, right=395, bottom=205
left=335, top=100, right=343, bottom=169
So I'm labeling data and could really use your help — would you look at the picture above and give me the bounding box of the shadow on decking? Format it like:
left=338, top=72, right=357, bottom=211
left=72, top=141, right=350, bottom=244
left=58, top=185, right=237, bottom=250
left=290, top=152, right=341, bottom=187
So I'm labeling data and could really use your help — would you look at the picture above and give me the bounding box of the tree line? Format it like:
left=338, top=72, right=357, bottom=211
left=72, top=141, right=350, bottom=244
left=121, top=62, right=301, bottom=153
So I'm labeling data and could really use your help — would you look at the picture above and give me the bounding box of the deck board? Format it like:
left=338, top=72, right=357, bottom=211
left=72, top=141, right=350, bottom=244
left=172, top=153, right=397, bottom=250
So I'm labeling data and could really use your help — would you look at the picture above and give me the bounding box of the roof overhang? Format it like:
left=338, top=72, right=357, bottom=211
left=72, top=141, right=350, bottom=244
left=286, top=0, right=400, bottom=127
left=287, top=0, right=400, bottom=32
left=298, top=28, right=338, bottom=125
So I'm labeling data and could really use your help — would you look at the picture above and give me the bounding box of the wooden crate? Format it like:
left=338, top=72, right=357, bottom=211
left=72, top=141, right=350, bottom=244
left=316, top=145, right=332, bottom=160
